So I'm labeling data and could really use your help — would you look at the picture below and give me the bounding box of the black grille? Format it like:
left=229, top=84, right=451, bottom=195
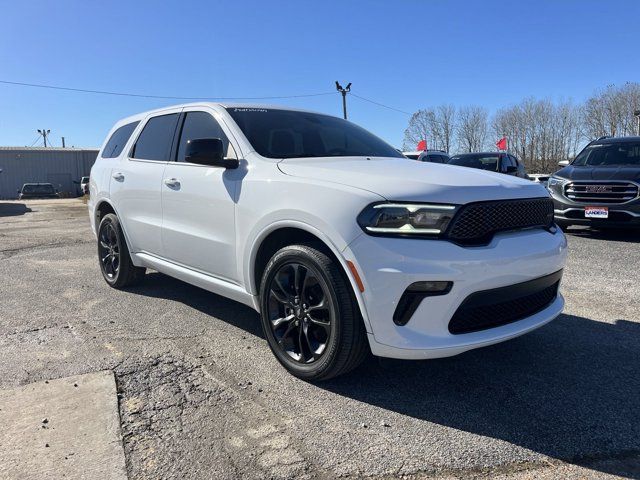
left=564, top=182, right=639, bottom=204
left=446, top=197, right=554, bottom=245
left=448, top=270, right=562, bottom=335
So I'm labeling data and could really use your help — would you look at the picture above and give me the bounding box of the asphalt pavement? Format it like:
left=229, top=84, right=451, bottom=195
left=0, top=199, right=638, bottom=479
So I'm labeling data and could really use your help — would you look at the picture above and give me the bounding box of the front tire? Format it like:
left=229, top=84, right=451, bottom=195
left=97, top=213, right=145, bottom=288
left=259, top=244, right=368, bottom=381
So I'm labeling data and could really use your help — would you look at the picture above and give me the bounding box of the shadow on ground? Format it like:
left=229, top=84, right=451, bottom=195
left=0, top=202, right=31, bottom=217
left=128, top=272, right=640, bottom=479
left=325, top=314, right=640, bottom=478
left=565, top=225, right=640, bottom=243
left=128, top=272, right=263, bottom=338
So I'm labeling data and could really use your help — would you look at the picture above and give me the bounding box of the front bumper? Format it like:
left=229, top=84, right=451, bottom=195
left=344, top=228, right=568, bottom=359
left=552, top=196, right=640, bottom=228
left=548, top=181, right=640, bottom=227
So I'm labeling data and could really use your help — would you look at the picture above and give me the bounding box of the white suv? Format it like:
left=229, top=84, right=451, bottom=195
left=88, top=103, right=567, bottom=380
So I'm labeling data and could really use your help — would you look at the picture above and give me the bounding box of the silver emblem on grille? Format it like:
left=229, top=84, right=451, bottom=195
left=585, top=185, right=612, bottom=193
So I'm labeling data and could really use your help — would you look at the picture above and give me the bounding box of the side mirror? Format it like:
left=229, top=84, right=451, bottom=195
left=558, top=160, right=570, bottom=167
left=185, top=138, right=239, bottom=169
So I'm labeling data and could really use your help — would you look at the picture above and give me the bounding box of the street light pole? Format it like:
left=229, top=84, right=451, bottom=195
left=335, top=81, right=351, bottom=119
left=37, top=129, right=51, bottom=148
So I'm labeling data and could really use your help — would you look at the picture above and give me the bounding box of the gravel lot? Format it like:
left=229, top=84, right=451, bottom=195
left=1, top=199, right=638, bottom=479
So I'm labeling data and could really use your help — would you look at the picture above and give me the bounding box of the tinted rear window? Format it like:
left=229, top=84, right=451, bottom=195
left=131, top=114, right=179, bottom=161
left=102, top=121, right=139, bottom=158
left=226, top=108, right=403, bottom=159
left=449, top=154, right=499, bottom=171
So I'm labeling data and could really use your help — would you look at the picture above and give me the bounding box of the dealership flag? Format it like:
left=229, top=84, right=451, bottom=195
left=496, top=137, right=507, bottom=150
left=417, top=140, right=427, bottom=151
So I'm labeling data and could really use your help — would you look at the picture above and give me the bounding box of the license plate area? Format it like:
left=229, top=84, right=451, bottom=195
left=585, top=206, right=609, bottom=218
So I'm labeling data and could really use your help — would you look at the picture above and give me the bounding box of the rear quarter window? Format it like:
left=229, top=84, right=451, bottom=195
left=101, top=121, right=139, bottom=158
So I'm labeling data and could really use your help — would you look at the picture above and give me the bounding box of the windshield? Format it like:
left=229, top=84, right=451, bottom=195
left=573, top=142, right=640, bottom=166
left=226, top=108, right=404, bottom=159
left=448, top=153, right=499, bottom=171
left=23, top=184, right=54, bottom=194
left=81, top=177, right=89, bottom=183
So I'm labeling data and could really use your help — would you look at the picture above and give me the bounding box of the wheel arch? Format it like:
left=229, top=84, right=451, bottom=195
left=94, top=199, right=141, bottom=266
left=94, top=199, right=117, bottom=232
left=247, top=222, right=372, bottom=332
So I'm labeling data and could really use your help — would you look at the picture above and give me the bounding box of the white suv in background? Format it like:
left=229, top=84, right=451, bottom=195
left=88, top=103, right=567, bottom=380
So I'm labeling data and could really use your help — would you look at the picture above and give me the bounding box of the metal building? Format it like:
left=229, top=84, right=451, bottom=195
left=0, top=147, right=98, bottom=199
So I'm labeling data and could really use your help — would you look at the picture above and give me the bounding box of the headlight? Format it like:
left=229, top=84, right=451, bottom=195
left=547, top=176, right=567, bottom=189
left=357, top=203, right=458, bottom=237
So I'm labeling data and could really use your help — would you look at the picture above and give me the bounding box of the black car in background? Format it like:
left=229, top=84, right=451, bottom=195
left=548, top=136, right=640, bottom=229
left=402, top=149, right=450, bottom=163
left=448, top=152, right=528, bottom=178
left=17, top=183, right=59, bottom=200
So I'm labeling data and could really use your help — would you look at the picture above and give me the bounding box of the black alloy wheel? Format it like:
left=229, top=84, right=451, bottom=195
left=97, top=213, right=145, bottom=288
left=259, top=244, right=368, bottom=380
left=98, top=221, right=120, bottom=279
left=266, top=262, right=334, bottom=364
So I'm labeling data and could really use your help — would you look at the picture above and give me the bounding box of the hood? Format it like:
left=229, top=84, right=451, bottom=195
left=556, top=165, right=640, bottom=182
left=278, top=157, right=547, bottom=204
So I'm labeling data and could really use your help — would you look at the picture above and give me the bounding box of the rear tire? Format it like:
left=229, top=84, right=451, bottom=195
left=97, top=213, right=145, bottom=288
left=259, top=243, right=368, bottom=381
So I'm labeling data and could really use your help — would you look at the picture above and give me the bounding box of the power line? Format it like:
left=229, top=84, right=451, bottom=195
left=0, top=79, right=337, bottom=101
left=28, top=135, right=41, bottom=147
left=350, top=93, right=412, bottom=116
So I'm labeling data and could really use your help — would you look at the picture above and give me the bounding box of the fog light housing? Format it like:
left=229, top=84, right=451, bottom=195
left=393, top=281, right=453, bottom=326
left=407, top=281, right=452, bottom=293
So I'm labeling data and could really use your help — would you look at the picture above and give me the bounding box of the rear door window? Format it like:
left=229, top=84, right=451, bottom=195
left=102, top=121, right=139, bottom=158
left=131, top=114, right=180, bottom=161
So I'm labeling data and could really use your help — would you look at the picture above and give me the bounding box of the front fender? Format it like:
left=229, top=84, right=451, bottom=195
left=243, top=218, right=372, bottom=333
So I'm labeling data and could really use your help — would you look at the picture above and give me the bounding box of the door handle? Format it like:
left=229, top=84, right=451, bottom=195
left=112, top=172, right=125, bottom=182
left=164, top=178, right=181, bottom=189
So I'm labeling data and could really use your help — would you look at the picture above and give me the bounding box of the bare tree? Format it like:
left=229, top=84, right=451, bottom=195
left=492, top=98, right=583, bottom=173
left=582, top=82, right=640, bottom=139
left=403, top=106, right=457, bottom=152
left=401, top=81, right=639, bottom=171
left=402, top=109, right=435, bottom=151
left=435, top=105, right=456, bottom=153
left=457, top=106, right=488, bottom=152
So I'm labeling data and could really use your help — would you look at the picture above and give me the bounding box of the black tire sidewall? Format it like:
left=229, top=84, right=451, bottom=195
left=260, top=246, right=346, bottom=379
left=98, top=214, right=125, bottom=287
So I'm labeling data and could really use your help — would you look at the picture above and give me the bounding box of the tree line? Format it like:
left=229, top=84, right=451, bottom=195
left=402, top=82, right=640, bottom=173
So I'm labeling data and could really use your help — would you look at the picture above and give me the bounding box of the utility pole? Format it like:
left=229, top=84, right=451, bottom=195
left=37, top=129, right=51, bottom=147
left=335, top=81, right=351, bottom=119
left=61, top=137, right=66, bottom=148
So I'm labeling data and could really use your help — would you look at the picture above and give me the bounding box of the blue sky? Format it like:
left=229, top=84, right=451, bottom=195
left=1, top=0, right=638, bottom=149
